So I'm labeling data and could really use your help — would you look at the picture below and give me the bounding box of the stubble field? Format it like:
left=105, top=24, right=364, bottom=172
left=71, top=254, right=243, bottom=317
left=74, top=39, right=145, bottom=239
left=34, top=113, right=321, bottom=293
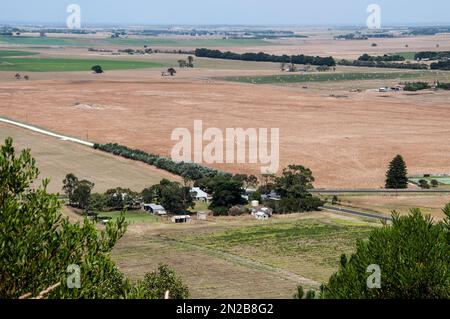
left=1, top=75, right=449, bottom=188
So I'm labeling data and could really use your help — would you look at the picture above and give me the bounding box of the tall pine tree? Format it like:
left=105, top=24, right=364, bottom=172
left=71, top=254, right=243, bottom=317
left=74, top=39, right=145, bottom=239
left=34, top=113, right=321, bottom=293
left=385, top=155, right=408, bottom=189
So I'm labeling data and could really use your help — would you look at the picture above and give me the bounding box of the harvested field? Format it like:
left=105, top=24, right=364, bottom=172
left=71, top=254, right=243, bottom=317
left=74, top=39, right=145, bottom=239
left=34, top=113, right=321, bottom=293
left=1, top=78, right=449, bottom=188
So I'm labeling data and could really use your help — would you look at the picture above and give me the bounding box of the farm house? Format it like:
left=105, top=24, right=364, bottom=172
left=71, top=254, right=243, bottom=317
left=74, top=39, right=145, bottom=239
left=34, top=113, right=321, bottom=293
left=190, top=187, right=211, bottom=202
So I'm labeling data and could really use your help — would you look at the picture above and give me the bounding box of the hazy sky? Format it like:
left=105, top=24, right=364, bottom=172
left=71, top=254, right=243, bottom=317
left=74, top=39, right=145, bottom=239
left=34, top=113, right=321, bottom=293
left=1, top=0, right=449, bottom=26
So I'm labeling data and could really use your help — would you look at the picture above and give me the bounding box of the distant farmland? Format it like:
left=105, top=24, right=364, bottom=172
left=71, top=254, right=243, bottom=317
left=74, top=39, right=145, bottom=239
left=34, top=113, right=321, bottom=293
left=0, top=35, right=271, bottom=47
left=0, top=57, right=163, bottom=72
left=0, top=50, right=39, bottom=57
left=219, top=72, right=422, bottom=84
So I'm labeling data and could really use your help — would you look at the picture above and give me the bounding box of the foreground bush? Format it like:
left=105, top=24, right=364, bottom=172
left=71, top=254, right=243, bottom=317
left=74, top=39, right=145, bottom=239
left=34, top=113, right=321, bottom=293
left=312, top=208, right=450, bottom=299
left=141, top=264, right=189, bottom=299
left=0, top=138, right=188, bottom=299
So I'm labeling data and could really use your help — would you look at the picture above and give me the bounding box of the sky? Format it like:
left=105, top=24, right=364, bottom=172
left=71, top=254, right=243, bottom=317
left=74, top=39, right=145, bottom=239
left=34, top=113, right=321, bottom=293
left=1, top=0, right=449, bottom=26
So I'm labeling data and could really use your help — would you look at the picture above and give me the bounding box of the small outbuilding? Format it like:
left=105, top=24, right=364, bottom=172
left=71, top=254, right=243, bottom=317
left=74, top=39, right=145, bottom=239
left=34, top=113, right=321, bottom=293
left=143, top=204, right=167, bottom=216
left=197, top=211, right=209, bottom=220
left=171, top=215, right=192, bottom=223
left=255, top=211, right=269, bottom=220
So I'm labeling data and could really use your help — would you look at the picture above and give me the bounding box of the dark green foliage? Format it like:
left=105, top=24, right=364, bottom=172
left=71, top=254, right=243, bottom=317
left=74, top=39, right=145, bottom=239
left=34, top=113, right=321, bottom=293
left=91, top=65, right=104, bottom=73
left=340, top=254, right=348, bottom=268
left=332, top=195, right=340, bottom=205
left=149, top=179, right=194, bottom=213
left=431, top=60, right=450, bottom=70
left=72, top=180, right=95, bottom=210
left=385, top=155, right=408, bottom=189
left=209, top=175, right=247, bottom=215
left=358, top=53, right=405, bottom=62
left=305, top=290, right=316, bottom=299
left=415, top=51, right=450, bottom=60
left=104, top=187, right=139, bottom=211
left=249, top=190, right=262, bottom=202
left=293, top=285, right=304, bottom=299
left=0, top=138, right=131, bottom=298
left=418, top=179, right=430, bottom=189
left=62, top=173, right=78, bottom=203
left=436, top=82, right=450, bottom=90
left=195, top=48, right=336, bottom=66
left=0, top=137, right=190, bottom=299
left=142, top=264, right=189, bottom=299
left=431, top=179, right=439, bottom=188
left=321, top=209, right=450, bottom=299
left=94, top=143, right=228, bottom=180
left=63, top=174, right=94, bottom=209
left=267, top=165, right=323, bottom=213
left=403, top=82, right=431, bottom=91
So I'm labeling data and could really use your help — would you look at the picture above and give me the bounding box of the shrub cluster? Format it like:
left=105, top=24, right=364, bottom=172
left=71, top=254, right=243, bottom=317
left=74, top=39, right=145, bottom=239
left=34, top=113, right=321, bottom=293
left=403, top=82, right=431, bottom=91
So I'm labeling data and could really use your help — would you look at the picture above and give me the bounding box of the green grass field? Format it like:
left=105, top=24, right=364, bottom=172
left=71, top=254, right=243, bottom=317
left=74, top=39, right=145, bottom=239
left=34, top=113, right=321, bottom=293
left=409, top=177, right=450, bottom=185
left=112, top=212, right=379, bottom=298
left=0, top=50, right=39, bottom=57
left=0, top=57, right=163, bottom=72
left=0, top=35, right=270, bottom=47
left=395, top=52, right=417, bottom=60
left=98, top=210, right=161, bottom=223
left=219, top=72, right=421, bottom=84
left=167, top=216, right=378, bottom=283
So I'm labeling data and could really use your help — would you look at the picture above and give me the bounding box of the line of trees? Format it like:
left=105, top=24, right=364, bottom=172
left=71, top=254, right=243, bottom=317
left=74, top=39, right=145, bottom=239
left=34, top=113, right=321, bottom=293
left=358, top=53, right=406, bottom=62
left=195, top=48, right=336, bottom=66
left=436, top=81, right=450, bottom=90
left=415, top=51, right=450, bottom=60
left=430, top=60, right=450, bottom=70
left=403, top=82, right=431, bottom=91
left=94, top=143, right=229, bottom=180
left=338, top=59, right=428, bottom=70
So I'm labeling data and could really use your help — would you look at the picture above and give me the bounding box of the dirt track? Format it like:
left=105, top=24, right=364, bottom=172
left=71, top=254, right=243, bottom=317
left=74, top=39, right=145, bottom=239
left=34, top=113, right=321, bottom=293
left=1, top=76, right=449, bottom=188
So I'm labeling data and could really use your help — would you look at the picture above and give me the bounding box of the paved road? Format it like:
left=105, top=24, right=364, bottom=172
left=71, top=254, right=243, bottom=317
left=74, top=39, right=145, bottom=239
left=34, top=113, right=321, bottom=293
left=0, top=116, right=94, bottom=147
left=320, top=205, right=392, bottom=221
left=311, top=189, right=450, bottom=194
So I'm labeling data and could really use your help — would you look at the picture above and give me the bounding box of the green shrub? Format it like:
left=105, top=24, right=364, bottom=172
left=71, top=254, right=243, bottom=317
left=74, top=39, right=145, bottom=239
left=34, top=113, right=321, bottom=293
left=141, top=264, right=189, bottom=299
left=403, top=82, right=431, bottom=91
left=321, top=208, right=450, bottom=299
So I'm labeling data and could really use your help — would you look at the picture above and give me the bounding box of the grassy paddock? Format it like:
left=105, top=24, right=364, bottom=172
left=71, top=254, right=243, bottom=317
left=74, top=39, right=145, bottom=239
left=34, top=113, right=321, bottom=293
left=98, top=210, right=161, bottom=223
left=112, top=212, right=378, bottom=298
left=0, top=57, right=163, bottom=72
left=0, top=50, right=39, bottom=57
left=218, top=72, right=421, bottom=84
